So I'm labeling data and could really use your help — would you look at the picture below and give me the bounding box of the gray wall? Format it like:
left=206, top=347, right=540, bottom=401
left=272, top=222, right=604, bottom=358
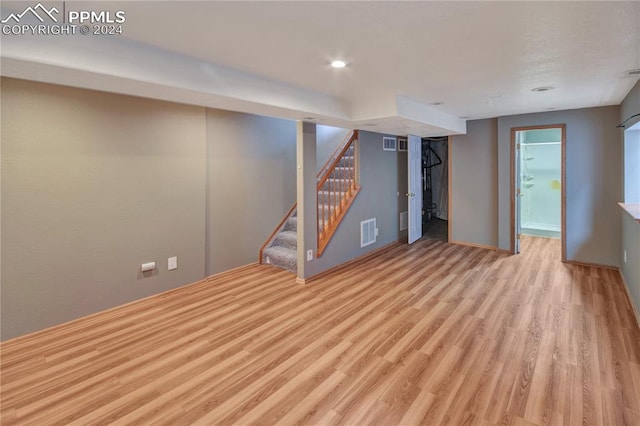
left=316, top=125, right=351, bottom=173
left=1, top=78, right=207, bottom=340
left=304, top=130, right=403, bottom=277
left=496, top=107, right=622, bottom=266
left=206, top=110, right=296, bottom=275
left=620, top=80, right=640, bottom=320
left=450, top=119, right=499, bottom=248
left=1, top=79, right=301, bottom=340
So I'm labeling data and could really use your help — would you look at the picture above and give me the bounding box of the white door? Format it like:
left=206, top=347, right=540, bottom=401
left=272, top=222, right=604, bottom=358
left=515, top=132, right=522, bottom=254
left=408, top=135, right=423, bottom=244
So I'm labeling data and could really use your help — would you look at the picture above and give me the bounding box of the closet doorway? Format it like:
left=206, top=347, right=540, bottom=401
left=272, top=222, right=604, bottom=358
left=422, top=137, right=449, bottom=242
left=511, top=124, right=566, bottom=260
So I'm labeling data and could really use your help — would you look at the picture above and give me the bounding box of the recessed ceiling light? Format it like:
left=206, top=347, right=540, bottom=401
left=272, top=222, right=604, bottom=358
left=531, top=86, right=554, bottom=92
left=330, top=60, right=347, bottom=68
left=430, top=102, right=444, bottom=106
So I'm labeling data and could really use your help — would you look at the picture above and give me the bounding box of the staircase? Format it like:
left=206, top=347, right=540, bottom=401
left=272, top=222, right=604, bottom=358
left=262, top=210, right=297, bottom=272
left=260, top=131, right=360, bottom=273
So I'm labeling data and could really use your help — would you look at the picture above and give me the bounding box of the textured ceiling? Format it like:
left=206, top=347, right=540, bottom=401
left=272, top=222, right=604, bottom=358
left=1, top=1, right=639, bottom=135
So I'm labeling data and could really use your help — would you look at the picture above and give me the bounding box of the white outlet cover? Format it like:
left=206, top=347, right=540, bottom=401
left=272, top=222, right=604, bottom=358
left=307, top=249, right=313, bottom=261
left=168, top=256, right=178, bottom=270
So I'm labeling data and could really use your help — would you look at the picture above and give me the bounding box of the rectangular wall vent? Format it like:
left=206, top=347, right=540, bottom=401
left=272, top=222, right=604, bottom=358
left=398, top=138, right=408, bottom=152
left=383, top=137, right=397, bottom=151
left=399, top=211, right=408, bottom=231
left=361, top=218, right=377, bottom=248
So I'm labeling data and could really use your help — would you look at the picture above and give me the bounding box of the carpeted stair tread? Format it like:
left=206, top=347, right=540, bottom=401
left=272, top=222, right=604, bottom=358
left=321, top=178, right=353, bottom=191
left=273, top=231, right=297, bottom=249
left=263, top=246, right=297, bottom=272
left=318, top=190, right=348, bottom=204
left=338, top=156, right=355, bottom=167
left=332, top=166, right=354, bottom=174
left=318, top=190, right=347, bottom=196
left=283, top=217, right=297, bottom=232
left=261, top=138, right=358, bottom=274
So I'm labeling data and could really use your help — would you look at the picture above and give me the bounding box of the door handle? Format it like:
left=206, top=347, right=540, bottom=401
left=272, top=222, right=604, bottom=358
left=406, top=192, right=415, bottom=197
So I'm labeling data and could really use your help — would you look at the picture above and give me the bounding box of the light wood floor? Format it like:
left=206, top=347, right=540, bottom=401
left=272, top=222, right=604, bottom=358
left=2, top=236, right=639, bottom=425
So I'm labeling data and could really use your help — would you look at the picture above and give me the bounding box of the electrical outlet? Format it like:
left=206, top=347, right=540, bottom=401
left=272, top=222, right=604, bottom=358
left=307, top=249, right=313, bottom=261
left=168, top=256, right=178, bottom=271
left=375, top=228, right=379, bottom=237
left=141, top=262, right=156, bottom=272
left=624, top=250, right=627, bottom=263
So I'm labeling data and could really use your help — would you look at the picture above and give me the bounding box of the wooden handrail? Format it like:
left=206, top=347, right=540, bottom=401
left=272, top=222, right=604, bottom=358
left=317, top=130, right=360, bottom=257
left=317, top=131, right=358, bottom=189
left=260, top=129, right=360, bottom=264
left=317, top=186, right=361, bottom=257
left=317, top=130, right=357, bottom=180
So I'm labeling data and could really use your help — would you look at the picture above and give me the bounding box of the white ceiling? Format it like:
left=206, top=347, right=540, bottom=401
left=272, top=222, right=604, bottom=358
left=1, top=1, right=639, bottom=136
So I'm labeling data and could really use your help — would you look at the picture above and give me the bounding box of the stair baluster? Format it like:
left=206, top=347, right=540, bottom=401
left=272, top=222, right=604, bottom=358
left=260, top=130, right=361, bottom=271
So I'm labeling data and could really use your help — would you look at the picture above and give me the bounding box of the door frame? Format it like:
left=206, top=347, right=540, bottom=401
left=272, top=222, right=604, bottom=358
left=510, top=124, right=566, bottom=261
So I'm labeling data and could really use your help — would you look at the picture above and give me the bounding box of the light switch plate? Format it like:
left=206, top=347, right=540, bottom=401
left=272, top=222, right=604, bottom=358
left=168, top=256, right=178, bottom=270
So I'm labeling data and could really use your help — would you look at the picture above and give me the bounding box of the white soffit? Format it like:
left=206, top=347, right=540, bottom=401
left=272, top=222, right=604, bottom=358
left=0, top=30, right=464, bottom=137
left=1, top=1, right=638, bottom=135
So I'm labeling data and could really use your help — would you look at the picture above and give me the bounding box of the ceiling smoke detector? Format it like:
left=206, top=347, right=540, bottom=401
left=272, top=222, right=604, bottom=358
left=531, top=86, right=554, bottom=92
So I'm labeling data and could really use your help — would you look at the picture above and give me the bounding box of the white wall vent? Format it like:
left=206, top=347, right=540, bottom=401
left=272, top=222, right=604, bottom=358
left=383, top=137, right=397, bottom=151
left=398, top=138, right=408, bottom=152
left=399, top=211, right=408, bottom=231
left=361, top=218, right=377, bottom=248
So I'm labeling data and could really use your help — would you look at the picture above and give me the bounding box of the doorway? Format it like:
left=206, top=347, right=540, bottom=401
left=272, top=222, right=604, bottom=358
left=422, top=137, right=449, bottom=242
left=511, top=124, right=566, bottom=260
left=407, top=135, right=450, bottom=245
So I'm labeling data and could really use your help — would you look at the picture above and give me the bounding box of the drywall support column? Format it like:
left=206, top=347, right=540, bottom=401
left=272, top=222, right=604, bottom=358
left=296, top=121, right=317, bottom=282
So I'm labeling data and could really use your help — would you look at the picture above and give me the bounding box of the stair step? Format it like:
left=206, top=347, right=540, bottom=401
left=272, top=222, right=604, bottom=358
left=273, top=231, right=297, bottom=250
left=338, top=156, right=355, bottom=167
left=283, top=216, right=297, bottom=232
left=263, top=246, right=297, bottom=272
left=332, top=166, right=354, bottom=173
left=317, top=190, right=348, bottom=204
left=321, top=178, right=353, bottom=191
left=322, top=168, right=354, bottom=181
